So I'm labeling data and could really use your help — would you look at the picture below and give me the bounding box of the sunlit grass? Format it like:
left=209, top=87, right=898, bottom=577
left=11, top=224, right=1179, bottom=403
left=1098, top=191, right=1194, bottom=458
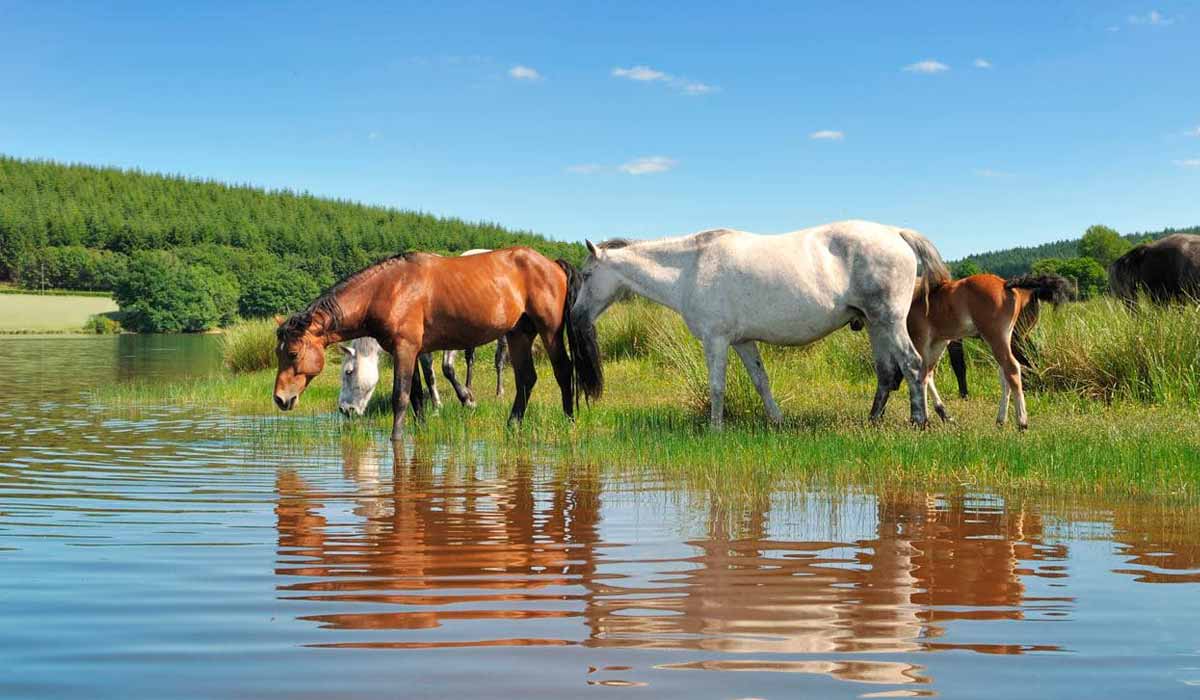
left=100, top=303, right=1200, bottom=500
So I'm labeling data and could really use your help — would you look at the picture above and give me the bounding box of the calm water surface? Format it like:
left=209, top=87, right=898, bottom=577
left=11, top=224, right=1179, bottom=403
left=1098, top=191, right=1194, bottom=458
left=1, top=335, right=1199, bottom=698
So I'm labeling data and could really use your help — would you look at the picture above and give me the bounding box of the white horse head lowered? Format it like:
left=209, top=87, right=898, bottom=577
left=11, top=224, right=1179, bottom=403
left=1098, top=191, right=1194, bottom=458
left=337, top=337, right=383, bottom=416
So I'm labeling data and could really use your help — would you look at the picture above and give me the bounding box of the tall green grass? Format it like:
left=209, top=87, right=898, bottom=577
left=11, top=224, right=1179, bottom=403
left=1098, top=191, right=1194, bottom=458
left=1028, top=297, right=1200, bottom=405
left=220, top=318, right=279, bottom=372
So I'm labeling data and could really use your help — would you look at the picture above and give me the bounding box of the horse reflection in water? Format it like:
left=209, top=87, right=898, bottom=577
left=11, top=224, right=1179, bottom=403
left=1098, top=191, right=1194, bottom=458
left=272, top=450, right=1100, bottom=690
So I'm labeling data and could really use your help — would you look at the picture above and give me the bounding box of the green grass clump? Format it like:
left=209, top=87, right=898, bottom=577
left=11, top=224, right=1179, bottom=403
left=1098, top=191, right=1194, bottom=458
left=220, top=317, right=279, bottom=372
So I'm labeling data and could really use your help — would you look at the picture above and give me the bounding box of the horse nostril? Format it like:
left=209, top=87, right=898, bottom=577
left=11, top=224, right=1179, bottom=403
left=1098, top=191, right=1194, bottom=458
left=274, top=395, right=286, bottom=410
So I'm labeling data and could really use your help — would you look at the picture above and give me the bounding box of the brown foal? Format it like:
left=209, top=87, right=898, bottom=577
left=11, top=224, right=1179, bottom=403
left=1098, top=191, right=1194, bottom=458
left=906, top=273, right=1072, bottom=430
left=273, top=248, right=603, bottom=440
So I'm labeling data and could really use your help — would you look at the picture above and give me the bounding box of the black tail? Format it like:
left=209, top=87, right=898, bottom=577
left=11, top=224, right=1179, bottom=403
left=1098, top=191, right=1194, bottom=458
left=556, top=259, right=603, bottom=406
left=1005, top=274, right=1074, bottom=305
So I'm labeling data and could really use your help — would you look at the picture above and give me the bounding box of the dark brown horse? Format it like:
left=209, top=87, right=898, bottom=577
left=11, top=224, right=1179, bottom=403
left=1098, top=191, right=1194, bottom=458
left=1109, top=234, right=1200, bottom=305
left=273, top=248, right=603, bottom=440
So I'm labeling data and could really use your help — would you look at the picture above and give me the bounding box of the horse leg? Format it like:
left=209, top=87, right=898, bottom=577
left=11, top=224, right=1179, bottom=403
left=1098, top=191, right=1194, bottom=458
left=494, top=335, right=509, bottom=397
left=948, top=340, right=969, bottom=398
left=464, top=346, right=476, bottom=392
left=389, top=341, right=419, bottom=441
left=986, top=331, right=1026, bottom=430
left=506, top=326, right=538, bottom=426
left=866, top=316, right=927, bottom=427
left=409, top=360, right=426, bottom=421
left=539, top=323, right=575, bottom=419
left=418, top=352, right=442, bottom=409
left=733, top=340, right=783, bottom=425
left=441, top=349, right=475, bottom=408
left=702, top=336, right=730, bottom=430
left=925, top=340, right=952, bottom=423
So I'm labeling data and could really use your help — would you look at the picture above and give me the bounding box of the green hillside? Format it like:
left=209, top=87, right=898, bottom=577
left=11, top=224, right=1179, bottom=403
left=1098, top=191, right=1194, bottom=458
left=0, top=155, right=582, bottom=287
left=0, top=155, right=585, bottom=331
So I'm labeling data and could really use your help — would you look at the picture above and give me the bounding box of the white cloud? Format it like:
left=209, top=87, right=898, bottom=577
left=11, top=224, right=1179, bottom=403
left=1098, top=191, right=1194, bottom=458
left=508, top=65, right=541, bottom=80
left=619, top=156, right=678, bottom=175
left=1128, top=10, right=1173, bottom=25
left=612, top=65, right=668, bottom=82
left=1186, top=126, right=1200, bottom=137
left=565, top=163, right=604, bottom=174
left=809, top=130, right=845, bottom=141
left=1176, top=158, right=1200, bottom=168
left=368, top=131, right=381, bottom=141
left=974, top=168, right=1012, bottom=177
left=612, top=66, right=717, bottom=95
left=973, top=58, right=993, bottom=69
left=680, top=80, right=716, bottom=95
left=903, top=59, right=950, bottom=74
left=1107, top=24, right=1121, bottom=32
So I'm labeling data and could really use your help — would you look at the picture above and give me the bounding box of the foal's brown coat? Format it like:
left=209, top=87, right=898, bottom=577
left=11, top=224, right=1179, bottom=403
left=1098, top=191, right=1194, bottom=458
left=907, top=273, right=1071, bottom=429
left=273, top=248, right=601, bottom=439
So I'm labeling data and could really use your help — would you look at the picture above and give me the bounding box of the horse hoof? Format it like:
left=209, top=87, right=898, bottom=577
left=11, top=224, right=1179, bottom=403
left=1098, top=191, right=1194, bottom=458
left=1018, top=423, right=1028, bottom=432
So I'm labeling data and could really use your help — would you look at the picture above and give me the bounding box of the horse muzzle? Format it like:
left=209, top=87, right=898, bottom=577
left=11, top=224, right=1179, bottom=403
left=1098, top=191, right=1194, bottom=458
left=274, top=394, right=298, bottom=411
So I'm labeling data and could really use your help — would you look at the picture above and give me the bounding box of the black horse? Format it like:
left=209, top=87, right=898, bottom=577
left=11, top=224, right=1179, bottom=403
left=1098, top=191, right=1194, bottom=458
left=1109, top=234, right=1200, bottom=305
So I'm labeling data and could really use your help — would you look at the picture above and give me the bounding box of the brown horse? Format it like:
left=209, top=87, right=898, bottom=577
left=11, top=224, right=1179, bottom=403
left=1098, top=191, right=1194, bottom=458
left=899, top=273, right=1072, bottom=430
left=273, top=248, right=603, bottom=440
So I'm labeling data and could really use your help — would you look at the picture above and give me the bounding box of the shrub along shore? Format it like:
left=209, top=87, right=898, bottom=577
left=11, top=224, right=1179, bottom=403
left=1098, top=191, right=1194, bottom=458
left=97, top=297, right=1200, bottom=499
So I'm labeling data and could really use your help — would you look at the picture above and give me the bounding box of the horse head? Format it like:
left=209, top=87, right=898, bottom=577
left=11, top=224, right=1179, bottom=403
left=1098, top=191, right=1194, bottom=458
left=273, top=311, right=332, bottom=411
left=337, top=337, right=383, bottom=416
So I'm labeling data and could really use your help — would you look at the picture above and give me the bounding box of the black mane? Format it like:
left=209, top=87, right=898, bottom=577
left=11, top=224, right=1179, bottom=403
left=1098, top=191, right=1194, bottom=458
left=276, top=252, right=412, bottom=343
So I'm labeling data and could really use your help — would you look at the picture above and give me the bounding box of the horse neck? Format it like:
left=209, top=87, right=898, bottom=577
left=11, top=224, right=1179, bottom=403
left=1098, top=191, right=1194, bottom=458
left=609, top=243, right=690, bottom=310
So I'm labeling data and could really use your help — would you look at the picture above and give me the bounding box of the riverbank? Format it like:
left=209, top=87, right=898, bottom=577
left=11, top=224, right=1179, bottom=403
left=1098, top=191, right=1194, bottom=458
left=97, top=297, right=1200, bottom=499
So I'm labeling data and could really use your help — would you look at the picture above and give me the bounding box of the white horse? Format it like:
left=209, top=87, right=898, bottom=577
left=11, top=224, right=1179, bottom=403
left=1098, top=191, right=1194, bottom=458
left=336, top=249, right=509, bottom=416
left=570, top=220, right=950, bottom=428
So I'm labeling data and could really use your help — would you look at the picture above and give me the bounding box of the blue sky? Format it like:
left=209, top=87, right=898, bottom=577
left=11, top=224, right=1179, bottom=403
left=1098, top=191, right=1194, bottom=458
left=2, top=1, right=1197, bottom=259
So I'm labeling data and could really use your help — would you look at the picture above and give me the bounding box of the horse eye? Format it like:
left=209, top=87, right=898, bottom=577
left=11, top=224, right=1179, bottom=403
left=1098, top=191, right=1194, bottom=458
left=345, top=366, right=354, bottom=375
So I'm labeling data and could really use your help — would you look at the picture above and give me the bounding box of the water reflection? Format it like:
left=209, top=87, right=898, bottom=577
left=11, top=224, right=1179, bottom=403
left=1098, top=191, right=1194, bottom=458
left=273, top=445, right=1088, bottom=691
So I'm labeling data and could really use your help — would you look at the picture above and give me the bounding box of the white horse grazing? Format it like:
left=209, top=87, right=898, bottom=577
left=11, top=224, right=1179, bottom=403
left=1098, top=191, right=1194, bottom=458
left=570, top=220, right=950, bottom=428
left=336, top=249, right=510, bottom=415
left=338, top=336, right=384, bottom=416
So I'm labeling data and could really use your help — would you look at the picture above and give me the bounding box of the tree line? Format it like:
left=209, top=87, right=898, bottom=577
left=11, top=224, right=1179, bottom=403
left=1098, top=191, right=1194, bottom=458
left=0, top=156, right=584, bottom=331
left=951, top=224, right=1200, bottom=299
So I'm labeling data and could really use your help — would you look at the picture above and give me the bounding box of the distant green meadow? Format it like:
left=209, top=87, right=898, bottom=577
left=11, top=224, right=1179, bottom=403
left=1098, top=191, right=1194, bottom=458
left=100, top=297, right=1200, bottom=499
left=0, top=292, right=117, bottom=333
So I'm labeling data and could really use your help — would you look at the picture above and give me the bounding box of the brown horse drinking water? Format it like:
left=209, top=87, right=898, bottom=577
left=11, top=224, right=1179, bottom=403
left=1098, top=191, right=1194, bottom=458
left=273, top=248, right=603, bottom=440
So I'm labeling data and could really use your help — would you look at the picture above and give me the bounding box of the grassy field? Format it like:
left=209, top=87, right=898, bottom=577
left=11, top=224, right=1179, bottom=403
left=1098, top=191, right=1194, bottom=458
left=0, top=292, right=117, bottom=332
left=98, top=297, right=1200, bottom=499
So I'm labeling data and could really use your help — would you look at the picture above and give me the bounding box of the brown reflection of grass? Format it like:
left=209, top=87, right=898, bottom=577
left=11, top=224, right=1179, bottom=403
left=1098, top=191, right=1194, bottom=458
left=1109, top=499, right=1200, bottom=583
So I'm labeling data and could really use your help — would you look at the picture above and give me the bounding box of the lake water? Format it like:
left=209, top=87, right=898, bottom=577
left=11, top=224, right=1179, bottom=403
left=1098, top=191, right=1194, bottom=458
left=2, top=335, right=1199, bottom=698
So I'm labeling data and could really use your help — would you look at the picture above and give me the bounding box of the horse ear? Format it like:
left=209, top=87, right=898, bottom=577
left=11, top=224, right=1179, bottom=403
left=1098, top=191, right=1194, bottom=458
left=340, top=344, right=355, bottom=357
left=274, top=315, right=286, bottom=326
left=586, top=240, right=598, bottom=257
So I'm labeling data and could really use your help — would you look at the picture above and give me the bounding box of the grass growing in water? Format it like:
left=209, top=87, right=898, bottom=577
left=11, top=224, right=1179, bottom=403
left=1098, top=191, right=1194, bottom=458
left=104, top=297, right=1200, bottom=499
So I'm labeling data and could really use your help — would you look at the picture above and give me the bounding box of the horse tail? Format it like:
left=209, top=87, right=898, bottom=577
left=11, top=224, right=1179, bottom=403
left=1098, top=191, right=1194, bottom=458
left=898, top=229, right=951, bottom=308
left=1005, top=273, right=1074, bottom=306
left=555, top=259, right=604, bottom=405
